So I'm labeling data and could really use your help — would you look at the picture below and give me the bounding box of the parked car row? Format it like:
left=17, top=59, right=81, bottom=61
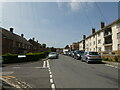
left=64, top=50, right=102, bottom=63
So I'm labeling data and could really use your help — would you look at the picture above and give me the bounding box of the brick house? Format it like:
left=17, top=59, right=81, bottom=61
left=1, top=27, right=33, bottom=54
left=28, top=38, right=42, bottom=52
left=72, top=42, right=79, bottom=51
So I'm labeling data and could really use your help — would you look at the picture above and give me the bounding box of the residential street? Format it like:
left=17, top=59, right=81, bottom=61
left=2, top=54, right=118, bottom=89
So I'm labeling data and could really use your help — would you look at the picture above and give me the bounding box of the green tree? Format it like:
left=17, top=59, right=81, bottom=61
left=51, top=47, right=56, bottom=52
left=41, top=44, right=46, bottom=48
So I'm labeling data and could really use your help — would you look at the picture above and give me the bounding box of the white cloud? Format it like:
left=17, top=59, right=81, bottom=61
left=57, top=0, right=63, bottom=9
left=57, top=0, right=95, bottom=12
left=67, top=2, right=81, bottom=12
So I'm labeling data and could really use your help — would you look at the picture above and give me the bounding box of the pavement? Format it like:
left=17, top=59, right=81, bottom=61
left=1, top=55, right=119, bottom=89
left=102, top=61, right=119, bottom=68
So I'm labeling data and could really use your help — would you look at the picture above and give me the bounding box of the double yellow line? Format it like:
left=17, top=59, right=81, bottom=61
left=1, top=76, right=16, bottom=79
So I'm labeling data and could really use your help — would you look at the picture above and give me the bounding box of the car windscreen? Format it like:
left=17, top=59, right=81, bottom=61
left=89, top=52, right=98, bottom=55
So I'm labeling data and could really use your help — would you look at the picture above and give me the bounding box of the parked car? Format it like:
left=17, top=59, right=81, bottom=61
left=48, top=52, right=59, bottom=59
left=71, top=51, right=75, bottom=58
left=67, top=51, right=72, bottom=56
left=74, top=50, right=84, bottom=60
left=81, top=52, right=102, bottom=63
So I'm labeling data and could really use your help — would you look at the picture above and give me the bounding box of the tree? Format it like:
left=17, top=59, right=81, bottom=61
left=41, top=44, right=46, bottom=48
left=51, top=47, right=56, bottom=52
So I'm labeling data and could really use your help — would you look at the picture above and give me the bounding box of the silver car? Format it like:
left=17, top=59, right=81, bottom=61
left=48, top=52, right=58, bottom=59
left=81, top=52, right=102, bottom=63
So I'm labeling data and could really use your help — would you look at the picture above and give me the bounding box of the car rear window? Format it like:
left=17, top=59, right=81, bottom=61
left=77, top=51, right=84, bottom=54
left=89, top=52, right=98, bottom=55
left=50, top=52, right=56, bottom=54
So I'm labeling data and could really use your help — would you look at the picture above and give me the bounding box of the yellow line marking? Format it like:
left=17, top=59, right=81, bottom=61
left=2, top=76, right=11, bottom=79
left=2, top=76, right=16, bottom=79
left=7, top=76, right=16, bottom=78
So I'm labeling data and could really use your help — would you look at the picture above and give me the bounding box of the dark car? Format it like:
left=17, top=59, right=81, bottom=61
left=74, top=50, right=84, bottom=60
left=71, top=51, right=75, bottom=58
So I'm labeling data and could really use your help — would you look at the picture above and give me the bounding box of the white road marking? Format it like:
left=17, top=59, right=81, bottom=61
left=50, top=79, right=54, bottom=83
left=13, top=67, right=21, bottom=68
left=51, top=84, right=56, bottom=90
left=47, top=60, right=50, bottom=68
left=50, top=75, right=53, bottom=78
left=49, top=71, right=52, bottom=74
left=43, top=61, right=46, bottom=68
left=47, top=60, right=56, bottom=90
left=12, top=67, right=47, bottom=69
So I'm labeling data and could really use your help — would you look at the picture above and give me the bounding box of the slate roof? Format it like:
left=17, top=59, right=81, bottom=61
left=1, top=27, right=32, bottom=46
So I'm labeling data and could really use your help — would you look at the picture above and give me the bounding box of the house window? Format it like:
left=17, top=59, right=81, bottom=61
left=98, top=32, right=101, bottom=36
left=90, top=42, right=91, bottom=46
left=98, top=39, right=101, bottom=44
left=20, top=43, right=22, bottom=48
left=117, top=32, right=120, bottom=38
left=90, top=48, right=91, bottom=51
left=93, top=41, right=95, bottom=45
left=98, top=47, right=101, bottom=51
left=118, top=44, right=120, bottom=50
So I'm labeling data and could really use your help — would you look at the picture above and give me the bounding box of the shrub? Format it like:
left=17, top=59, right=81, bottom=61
left=102, top=57, right=108, bottom=61
left=114, top=56, right=118, bottom=62
left=2, top=51, right=50, bottom=64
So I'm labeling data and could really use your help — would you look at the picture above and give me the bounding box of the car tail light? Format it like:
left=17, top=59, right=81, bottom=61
left=87, top=55, right=91, bottom=57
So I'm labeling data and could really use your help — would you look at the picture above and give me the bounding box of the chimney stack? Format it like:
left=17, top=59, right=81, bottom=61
left=83, top=35, right=86, bottom=39
left=21, top=34, right=24, bottom=38
left=92, top=28, right=95, bottom=34
left=101, top=22, right=105, bottom=29
left=10, top=28, right=13, bottom=33
left=33, top=37, right=35, bottom=41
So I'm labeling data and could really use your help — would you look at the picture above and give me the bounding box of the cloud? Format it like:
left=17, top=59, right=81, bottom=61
left=57, top=0, right=63, bottom=9
left=67, top=0, right=82, bottom=12
left=57, top=0, right=95, bottom=12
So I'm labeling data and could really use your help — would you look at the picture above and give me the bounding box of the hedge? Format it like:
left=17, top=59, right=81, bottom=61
left=2, top=51, right=50, bottom=64
left=102, top=55, right=120, bottom=62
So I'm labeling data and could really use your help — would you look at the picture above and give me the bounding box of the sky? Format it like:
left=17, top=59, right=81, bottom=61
left=0, top=2, right=119, bottom=48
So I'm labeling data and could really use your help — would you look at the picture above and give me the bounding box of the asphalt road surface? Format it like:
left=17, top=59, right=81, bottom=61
left=2, top=54, right=119, bottom=89
left=49, top=55, right=118, bottom=88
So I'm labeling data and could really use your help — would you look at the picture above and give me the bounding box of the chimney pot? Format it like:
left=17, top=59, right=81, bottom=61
left=33, top=38, right=35, bottom=41
left=10, top=28, right=13, bottom=33
left=21, top=34, right=24, bottom=37
left=101, top=22, right=105, bottom=29
left=83, top=35, right=86, bottom=39
left=92, top=28, right=95, bottom=34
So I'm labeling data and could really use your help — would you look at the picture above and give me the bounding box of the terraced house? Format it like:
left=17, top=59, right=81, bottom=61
left=1, top=27, right=33, bottom=54
left=79, top=18, right=120, bottom=55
